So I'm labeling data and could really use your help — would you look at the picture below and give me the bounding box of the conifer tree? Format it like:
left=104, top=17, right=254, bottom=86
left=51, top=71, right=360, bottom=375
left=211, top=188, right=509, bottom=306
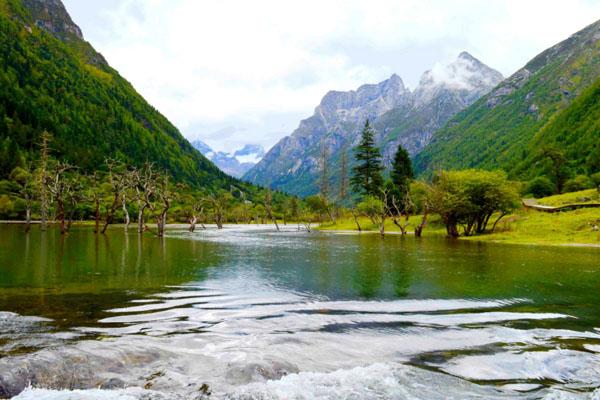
left=391, top=144, right=413, bottom=195
left=351, top=120, right=384, bottom=197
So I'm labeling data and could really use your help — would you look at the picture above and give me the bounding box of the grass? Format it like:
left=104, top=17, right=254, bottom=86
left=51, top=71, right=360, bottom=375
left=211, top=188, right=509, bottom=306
left=534, top=189, right=599, bottom=206
left=317, top=189, right=600, bottom=246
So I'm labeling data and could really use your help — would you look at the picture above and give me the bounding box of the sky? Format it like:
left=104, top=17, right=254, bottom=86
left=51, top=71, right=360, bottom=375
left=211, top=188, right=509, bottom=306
left=62, top=0, right=600, bottom=154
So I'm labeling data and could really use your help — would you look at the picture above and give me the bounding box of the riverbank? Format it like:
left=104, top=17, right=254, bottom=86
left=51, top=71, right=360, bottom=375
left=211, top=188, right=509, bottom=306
left=318, top=189, right=600, bottom=247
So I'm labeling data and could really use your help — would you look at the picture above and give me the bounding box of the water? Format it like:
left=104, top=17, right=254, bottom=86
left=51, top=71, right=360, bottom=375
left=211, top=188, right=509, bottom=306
left=0, top=224, right=599, bottom=399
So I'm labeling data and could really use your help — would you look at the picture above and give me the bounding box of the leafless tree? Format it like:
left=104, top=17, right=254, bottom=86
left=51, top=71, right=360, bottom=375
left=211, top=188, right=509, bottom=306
left=351, top=207, right=362, bottom=232
left=389, top=193, right=414, bottom=235
left=205, top=192, right=230, bottom=229
left=38, top=131, right=51, bottom=231
left=87, top=172, right=103, bottom=234
left=101, top=160, right=133, bottom=234
left=44, top=162, right=73, bottom=235
left=263, top=189, right=280, bottom=231
left=155, top=173, right=172, bottom=238
left=134, top=163, right=156, bottom=234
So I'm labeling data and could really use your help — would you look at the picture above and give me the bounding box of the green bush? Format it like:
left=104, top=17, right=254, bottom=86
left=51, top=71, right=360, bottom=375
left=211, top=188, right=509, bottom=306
left=0, top=194, right=14, bottom=218
left=590, top=172, right=600, bottom=188
left=526, top=176, right=555, bottom=198
left=563, top=175, right=595, bottom=193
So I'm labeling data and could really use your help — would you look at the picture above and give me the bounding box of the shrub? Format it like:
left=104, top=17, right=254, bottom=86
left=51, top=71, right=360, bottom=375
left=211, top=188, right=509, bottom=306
left=526, top=176, right=556, bottom=198
left=563, top=175, right=595, bottom=193
left=590, top=172, right=600, bottom=188
left=427, top=169, right=520, bottom=237
left=0, top=195, right=14, bottom=218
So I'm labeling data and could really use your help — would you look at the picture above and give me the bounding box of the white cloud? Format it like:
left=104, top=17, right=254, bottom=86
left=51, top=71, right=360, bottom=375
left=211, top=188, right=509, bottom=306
left=63, top=0, right=600, bottom=153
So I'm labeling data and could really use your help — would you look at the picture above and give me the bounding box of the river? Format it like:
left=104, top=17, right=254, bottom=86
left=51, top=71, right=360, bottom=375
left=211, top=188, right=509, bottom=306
left=0, top=224, right=599, bottom=399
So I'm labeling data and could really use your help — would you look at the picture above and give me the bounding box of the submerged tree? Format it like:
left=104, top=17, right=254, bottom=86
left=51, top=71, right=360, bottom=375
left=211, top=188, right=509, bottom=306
left=263, top=188, right=280, bottom=231
left=351, top=120, right=384, bottom=198
left=101, top=160, right=133, bottom=234
left=134, top=163, right=157, bottom=233
left=38, top=131, right=51, bottom=231
left=155, top=173, right=172, bottom=238
left=44, top=162, right=73, bottom=235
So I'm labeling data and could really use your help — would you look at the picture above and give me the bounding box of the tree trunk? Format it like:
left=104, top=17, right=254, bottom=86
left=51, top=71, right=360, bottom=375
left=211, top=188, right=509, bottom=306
left=57, top=200, right=67, bottom=235
left=157, top=207, right=168, bottom=237
left=102, top=194, right=120, bottom=234
left=137, top=204, right=146, bottom=234
left=415, top=211, right=428, bottom=238
left=189, top=215, right=197, bottom=232
left=94, top=198, right=100, bottom=234
left=24, top=203, right=32, bottom=233
left=490, top=212, right=507, bottom=233
left=122, top=196, right=130, bottom=231
left=352, top=210, right=362, bottom=232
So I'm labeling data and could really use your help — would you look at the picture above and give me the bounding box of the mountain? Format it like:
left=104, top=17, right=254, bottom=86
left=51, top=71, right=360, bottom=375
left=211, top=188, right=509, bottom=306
left=0, top=0, right=234, bottom=189
left=191, top=140, right=265, bottom=178
left=243, top=53, right=502, bottom=196
left=415, top=19, right=600, bottom=179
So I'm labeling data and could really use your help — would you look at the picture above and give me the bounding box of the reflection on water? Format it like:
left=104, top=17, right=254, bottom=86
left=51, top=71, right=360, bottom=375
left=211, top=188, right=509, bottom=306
left=0, top=224, right=599, bottom=399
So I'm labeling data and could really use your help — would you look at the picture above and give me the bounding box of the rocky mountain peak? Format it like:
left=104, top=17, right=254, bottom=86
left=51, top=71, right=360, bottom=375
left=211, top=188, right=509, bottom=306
left=414, top=52, right=503, bottom=106
left=315, top=74, right=411, bottom=129
left=22, top=0, right=83, bottom=41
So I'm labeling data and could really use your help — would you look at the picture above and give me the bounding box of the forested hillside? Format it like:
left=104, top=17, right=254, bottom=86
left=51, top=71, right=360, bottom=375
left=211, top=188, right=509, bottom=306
left=415, top=19, right=600, bottom=180
left=0, top=0, right=234, bottom=189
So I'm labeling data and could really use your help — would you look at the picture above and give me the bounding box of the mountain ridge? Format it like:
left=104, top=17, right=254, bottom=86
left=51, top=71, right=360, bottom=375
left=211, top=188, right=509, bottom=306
left=244, top=52, right=503, bottom=196
left=0, top=0, right=236, bottom=190
left=414, top=18, right=600, bottom=179
left=191, top=140, right=264, bottom=178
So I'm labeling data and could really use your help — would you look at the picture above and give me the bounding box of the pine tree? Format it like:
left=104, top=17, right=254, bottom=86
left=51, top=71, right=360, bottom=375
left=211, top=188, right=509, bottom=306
left=351, top=120, right=384, bottom=197
left=391, top=144, right=413, bottom=194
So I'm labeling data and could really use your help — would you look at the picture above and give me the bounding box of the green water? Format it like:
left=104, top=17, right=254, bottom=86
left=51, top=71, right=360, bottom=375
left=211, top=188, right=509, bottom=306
left=1, top=224, right=600, bottom=398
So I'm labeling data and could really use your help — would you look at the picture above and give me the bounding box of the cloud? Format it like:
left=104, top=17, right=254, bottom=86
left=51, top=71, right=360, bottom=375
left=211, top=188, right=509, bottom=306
left=63, top=0, right=600, bottom=152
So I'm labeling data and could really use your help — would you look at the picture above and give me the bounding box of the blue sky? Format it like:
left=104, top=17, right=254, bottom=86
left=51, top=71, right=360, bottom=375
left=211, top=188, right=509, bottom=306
left=62, top=0, right=600, bottom=154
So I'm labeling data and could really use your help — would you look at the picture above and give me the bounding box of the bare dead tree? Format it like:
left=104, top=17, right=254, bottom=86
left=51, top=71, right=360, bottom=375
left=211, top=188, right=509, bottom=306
left=38, top=131, right=51, bottom=231
left=122, top=192, right=131, bottom=230
left=351, top=207, right=362, bottom=232
left=101, top=160, right=133, bottom=234
left=45, top=162, right=73, bottom=235
left=134, top=163, right=157, bottom=234
left=65, top=178, right=84, bottom=232
left=415, top=208, right=429, bottom=238
left=154, top=173, right=172, bottom=238
left=205, top=192, right=229, bottom=229
left=390, top=193, right=414, bottom=235
left=87, top=172, right=102, bottom=234
left=263, top=189, right=280, bottom=231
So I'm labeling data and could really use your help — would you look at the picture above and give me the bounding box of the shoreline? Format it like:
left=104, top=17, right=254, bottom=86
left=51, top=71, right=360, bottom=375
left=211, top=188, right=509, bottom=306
left=318, top=228, right=600, bottom=248
left=2, top=220, right=598, bottom=249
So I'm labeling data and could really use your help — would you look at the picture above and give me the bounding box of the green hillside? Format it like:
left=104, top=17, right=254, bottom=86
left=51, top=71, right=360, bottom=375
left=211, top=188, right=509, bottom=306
left=0, top=0, right=234, bottom=189
left=414, top=19, right=600, bottom=180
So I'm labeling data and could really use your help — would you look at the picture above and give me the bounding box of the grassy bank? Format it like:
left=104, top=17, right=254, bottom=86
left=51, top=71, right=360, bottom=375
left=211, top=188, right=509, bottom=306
left=318, top=189, right=600, bottom=246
